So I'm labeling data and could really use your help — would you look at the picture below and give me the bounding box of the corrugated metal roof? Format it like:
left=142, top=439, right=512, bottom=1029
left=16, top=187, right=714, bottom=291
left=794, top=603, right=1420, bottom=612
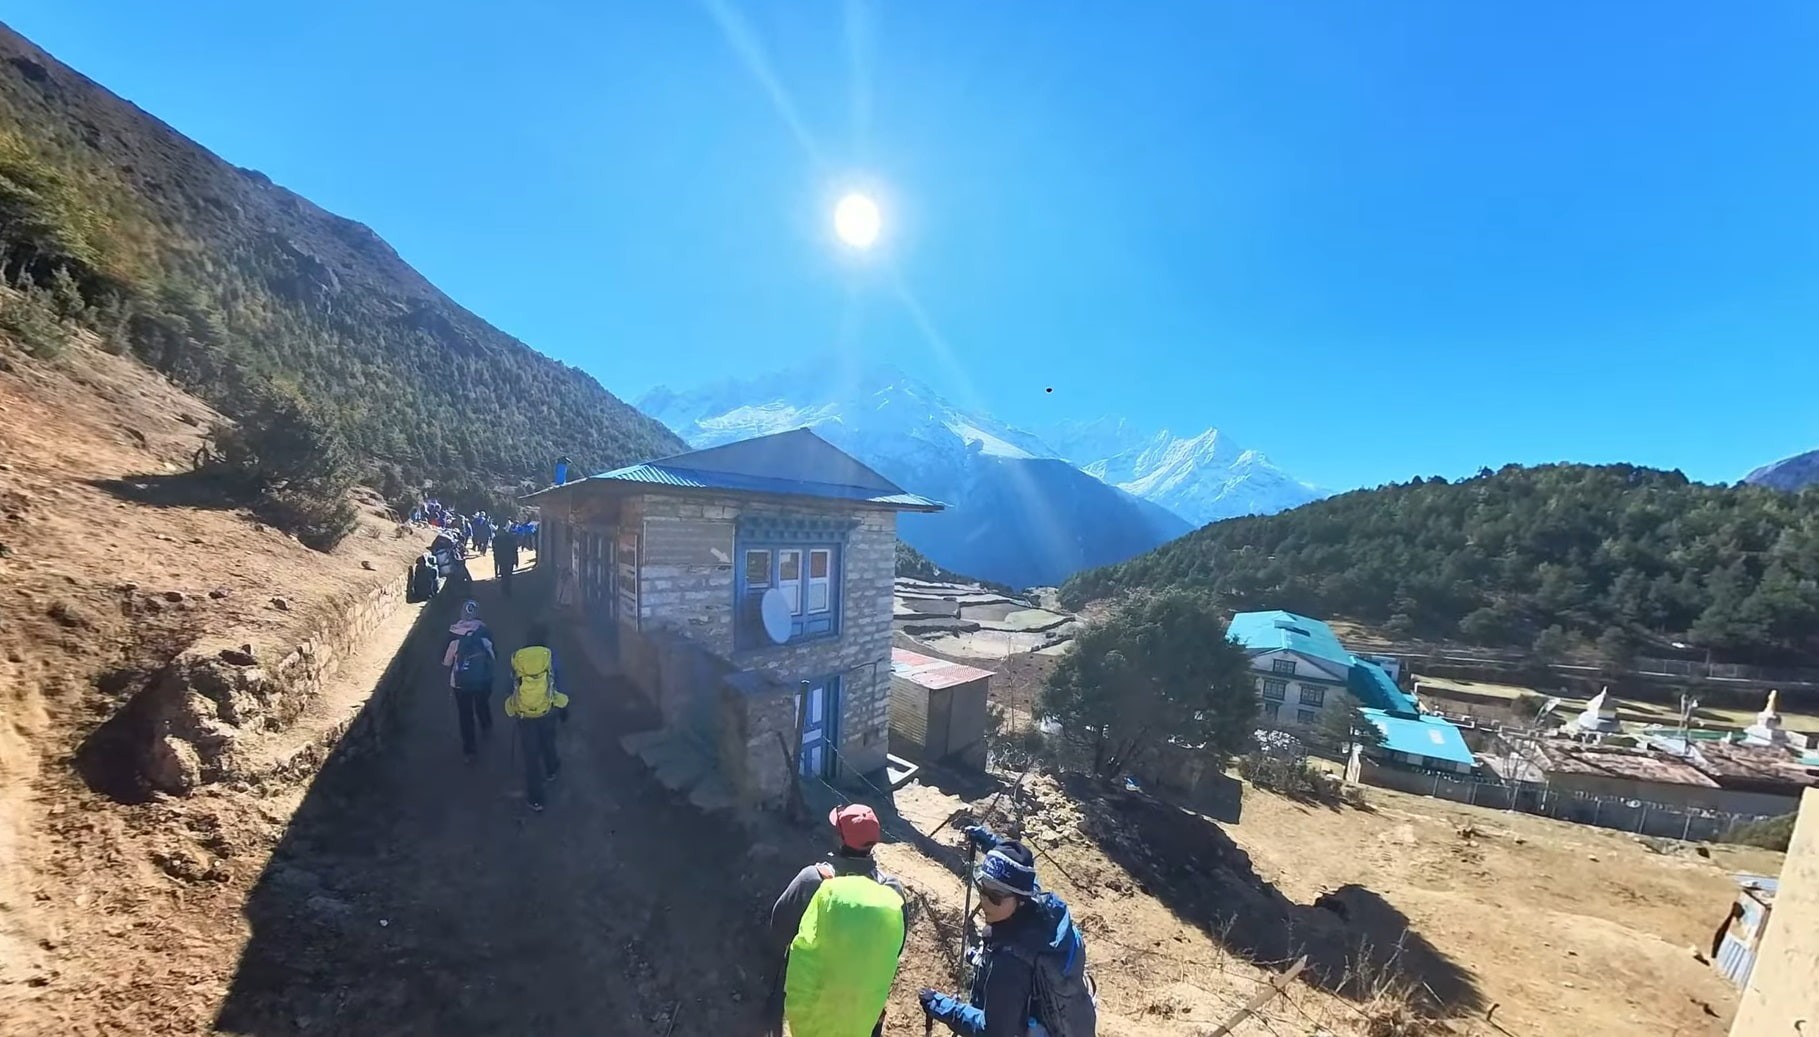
left=1361, top=709, right=1477, bottom=768
left=1228, top=610, right=1353, bottom=668
left=592, top=462, right=942, bottom=508
left=1348, top=659, right=1422, bottom=715
left=1538, top=744, right=1720, bottom=787
left=523, top=428, right=945, bottom=511
left=891, top=648, right=994, bottom=690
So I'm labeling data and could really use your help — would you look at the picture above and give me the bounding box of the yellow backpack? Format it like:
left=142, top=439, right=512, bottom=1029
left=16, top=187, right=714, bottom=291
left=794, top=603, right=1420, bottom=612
left=508, top=646, right=569, bottom=718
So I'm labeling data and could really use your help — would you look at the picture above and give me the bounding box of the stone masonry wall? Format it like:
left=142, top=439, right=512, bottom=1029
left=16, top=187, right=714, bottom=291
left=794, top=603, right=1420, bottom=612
left=141, top=567, right=412, bottom=793
left=632, top=492, right=899, bottom=780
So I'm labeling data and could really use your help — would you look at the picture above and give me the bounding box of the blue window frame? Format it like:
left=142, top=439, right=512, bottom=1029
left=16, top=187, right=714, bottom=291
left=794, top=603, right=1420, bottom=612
left=734, top=514, right=856, bottom=650
left=736, top=540, right=842, bottom=648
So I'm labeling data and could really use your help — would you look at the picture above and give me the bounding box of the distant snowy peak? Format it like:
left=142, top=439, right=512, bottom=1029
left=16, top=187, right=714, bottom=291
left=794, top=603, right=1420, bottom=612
left=637, top=365, right=1325, bottom=534
left=1038, top=418, right=1325, bottom=528
left=638, top=363, right=1056, bottom=461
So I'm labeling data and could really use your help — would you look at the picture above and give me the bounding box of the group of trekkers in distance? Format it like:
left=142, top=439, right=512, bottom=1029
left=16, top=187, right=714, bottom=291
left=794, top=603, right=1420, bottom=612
left=769, top=805, right=1098, bottom=1036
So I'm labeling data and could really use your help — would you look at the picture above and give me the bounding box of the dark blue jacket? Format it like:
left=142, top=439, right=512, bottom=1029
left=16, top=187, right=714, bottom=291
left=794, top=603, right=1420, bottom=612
left=928, top=891, right=1084, bottom=1037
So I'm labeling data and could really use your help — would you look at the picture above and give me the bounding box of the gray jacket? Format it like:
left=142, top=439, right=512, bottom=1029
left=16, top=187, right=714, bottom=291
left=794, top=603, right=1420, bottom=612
left=770, top=851, right=912, bottom=953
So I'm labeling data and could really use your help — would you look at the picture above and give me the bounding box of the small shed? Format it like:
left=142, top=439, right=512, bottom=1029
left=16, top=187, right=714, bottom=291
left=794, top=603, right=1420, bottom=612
left=890, top=648, right=992, bottom=770
left=1712, top=873, right=1779, bottom=989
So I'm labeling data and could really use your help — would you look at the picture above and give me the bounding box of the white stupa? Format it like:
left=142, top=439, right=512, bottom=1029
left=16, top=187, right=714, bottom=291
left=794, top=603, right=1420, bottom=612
left=1743, top=689, right=1789, bottom=746
left=1573, top=687, right=1624, bottom=735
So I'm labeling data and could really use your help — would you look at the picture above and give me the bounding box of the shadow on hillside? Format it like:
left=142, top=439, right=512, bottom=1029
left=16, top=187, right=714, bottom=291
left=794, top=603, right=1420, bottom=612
left=1057, top=773, right=1483, bottom=1017
left=89, top=470, right=250, bottom=511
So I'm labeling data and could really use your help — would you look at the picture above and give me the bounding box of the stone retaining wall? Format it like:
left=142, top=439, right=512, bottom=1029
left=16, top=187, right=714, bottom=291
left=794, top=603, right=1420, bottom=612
left=140, top=565, right=424, bottom=793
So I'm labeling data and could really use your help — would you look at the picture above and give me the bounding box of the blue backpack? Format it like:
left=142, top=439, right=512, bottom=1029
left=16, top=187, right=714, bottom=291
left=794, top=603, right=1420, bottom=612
left=453, top=626, right=494, bottom=690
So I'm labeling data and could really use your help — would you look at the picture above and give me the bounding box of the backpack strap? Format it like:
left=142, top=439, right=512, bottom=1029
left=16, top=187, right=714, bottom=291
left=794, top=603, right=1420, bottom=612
left=815, top=862, right=835, bottom=881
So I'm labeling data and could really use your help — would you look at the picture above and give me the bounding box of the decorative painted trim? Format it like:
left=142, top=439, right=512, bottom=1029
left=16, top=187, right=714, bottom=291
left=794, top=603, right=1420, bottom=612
left=735, top=514, right=860, bottom=543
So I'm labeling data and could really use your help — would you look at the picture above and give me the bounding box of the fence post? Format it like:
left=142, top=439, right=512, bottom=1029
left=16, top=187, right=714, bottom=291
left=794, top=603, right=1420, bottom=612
left=1431, top=772, right=1441, bottom=797
left=1681, top=811, right=1693, bottom=841
left=1593, top=799, right=1601, bottom=826
left=1637, top=802, right=1649, bottom=834
left=1468, top=781, right=1478, bottom=806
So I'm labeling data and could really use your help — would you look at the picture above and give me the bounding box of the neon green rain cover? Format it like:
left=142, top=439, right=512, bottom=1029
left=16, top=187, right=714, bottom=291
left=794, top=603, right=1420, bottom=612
left=784, top=875, right=906, bottom=1036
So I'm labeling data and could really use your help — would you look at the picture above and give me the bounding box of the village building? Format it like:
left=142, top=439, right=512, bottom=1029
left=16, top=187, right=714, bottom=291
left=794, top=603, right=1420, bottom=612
left=1228, top=610, right=1476, bottom=773
left=887, top=647, right=992, bottom=770
left=524, top=429, right=943, bottom=808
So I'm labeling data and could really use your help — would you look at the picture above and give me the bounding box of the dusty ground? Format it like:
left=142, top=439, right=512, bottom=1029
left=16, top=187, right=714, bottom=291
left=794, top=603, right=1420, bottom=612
left=0, top=338, right=423, bottom=1031
left=874, top=768, right=1782, bottom=1037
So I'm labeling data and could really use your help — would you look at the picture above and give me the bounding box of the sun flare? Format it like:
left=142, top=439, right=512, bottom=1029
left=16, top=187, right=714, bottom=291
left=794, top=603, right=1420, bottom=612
left=833, top=192, right=882, bottom=249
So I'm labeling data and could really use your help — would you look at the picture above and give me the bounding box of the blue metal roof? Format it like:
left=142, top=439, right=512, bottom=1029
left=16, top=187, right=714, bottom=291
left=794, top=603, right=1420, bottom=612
left=1227, top=610, right=1353, bottom=668
left=589, top=462, right=944, bottom=510
left=521, top=428, right=946, bottom=511
left=1360, top=709, right=1477, bottom=768
left=1348, top=659, right=1422, bottom=715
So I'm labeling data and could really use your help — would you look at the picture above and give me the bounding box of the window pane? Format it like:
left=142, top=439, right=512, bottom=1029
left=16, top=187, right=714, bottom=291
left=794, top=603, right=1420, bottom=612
left=779, top=550, right=801, bottom=581
left=783, top=584, right=800, bottom=612
left=809, top=582, right=829, bottom=612
left=809, top=549, right=830, bottom=579
left=745, top=550, right=771, bottom=586
left=1298, top=709, right=1318, bottom=726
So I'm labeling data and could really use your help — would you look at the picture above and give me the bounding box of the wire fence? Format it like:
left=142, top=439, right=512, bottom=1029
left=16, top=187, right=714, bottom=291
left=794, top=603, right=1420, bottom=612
left=1353, top=759, right=1781, bottom=842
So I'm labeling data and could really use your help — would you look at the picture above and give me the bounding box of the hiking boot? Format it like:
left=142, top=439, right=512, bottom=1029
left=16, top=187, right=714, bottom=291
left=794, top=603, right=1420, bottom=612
left=545, top=770, right=559, bottom=785
left=529, top=801, right=545, bottom=813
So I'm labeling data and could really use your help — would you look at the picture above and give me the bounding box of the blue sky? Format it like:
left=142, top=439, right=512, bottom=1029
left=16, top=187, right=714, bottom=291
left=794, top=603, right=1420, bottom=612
left=10, top=2, right=1819, bottom=489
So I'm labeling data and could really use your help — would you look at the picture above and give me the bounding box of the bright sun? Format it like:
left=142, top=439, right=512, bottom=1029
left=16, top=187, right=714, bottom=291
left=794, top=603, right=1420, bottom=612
left=833, top=192, right=882, bottom=249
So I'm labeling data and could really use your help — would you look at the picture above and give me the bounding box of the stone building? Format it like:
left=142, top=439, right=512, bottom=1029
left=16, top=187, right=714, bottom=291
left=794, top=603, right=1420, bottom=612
left=525, top=429, right=943, bottom=807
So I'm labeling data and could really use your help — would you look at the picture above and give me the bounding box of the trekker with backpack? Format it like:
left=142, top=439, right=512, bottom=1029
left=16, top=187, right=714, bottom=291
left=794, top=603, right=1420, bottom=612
left=919, top=826, right=1098, bottom=1037
left=492, top=523, right=520, bottom=597
left=505, top=623, right=570, bottom=812
left=440, top=600, right=496, bottom=761
left=769, top=804, right=912, bottom=1037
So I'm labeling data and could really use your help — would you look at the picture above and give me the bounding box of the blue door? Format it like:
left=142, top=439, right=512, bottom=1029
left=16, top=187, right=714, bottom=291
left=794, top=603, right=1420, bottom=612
left=798, top=676, right=840, bottom=779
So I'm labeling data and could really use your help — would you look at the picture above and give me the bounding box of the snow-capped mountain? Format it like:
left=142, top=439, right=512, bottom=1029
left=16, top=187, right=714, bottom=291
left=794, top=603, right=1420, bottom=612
left=638, top=364, right=1191, bottom=589
left=1036, top=418, right=1326, bottom=527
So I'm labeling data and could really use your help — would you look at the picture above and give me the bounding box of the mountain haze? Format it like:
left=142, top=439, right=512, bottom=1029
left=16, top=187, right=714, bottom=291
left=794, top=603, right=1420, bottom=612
left=639, top=364, right=1194, bottom=588
left=0, top=23, right=681, bottom=499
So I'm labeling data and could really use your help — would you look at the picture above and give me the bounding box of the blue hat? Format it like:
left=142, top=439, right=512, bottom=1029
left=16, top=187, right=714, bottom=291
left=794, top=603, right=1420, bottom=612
left=974, top=840, right=1040, bottom=899
left=462, top=600, right=480, bottom=617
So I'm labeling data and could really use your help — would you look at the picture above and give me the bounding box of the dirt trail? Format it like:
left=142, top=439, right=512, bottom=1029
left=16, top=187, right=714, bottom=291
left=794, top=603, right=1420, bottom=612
left=212, top=565, right=792, bottom=1036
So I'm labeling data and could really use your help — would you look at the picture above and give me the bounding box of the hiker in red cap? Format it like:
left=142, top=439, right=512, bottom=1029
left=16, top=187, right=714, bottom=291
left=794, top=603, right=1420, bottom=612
left=766, top=803, right=914, bottom=1037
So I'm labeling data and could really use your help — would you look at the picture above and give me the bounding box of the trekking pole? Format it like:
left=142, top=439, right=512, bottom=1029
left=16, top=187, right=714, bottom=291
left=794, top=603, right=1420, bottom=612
left=957, top=835, right=978, bottom=986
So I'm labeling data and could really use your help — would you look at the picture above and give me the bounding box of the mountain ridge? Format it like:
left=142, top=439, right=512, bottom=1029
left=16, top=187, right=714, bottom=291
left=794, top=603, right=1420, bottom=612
left=1745, top=448, right=1819, bottom=492
left=1037, top=417, right=1325, bottom=527
left=1060, top=462, right=1819, bottom=667
left=0, top=22, right=683, bottom=500
left=638, top=363, right=1193, bottom=588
